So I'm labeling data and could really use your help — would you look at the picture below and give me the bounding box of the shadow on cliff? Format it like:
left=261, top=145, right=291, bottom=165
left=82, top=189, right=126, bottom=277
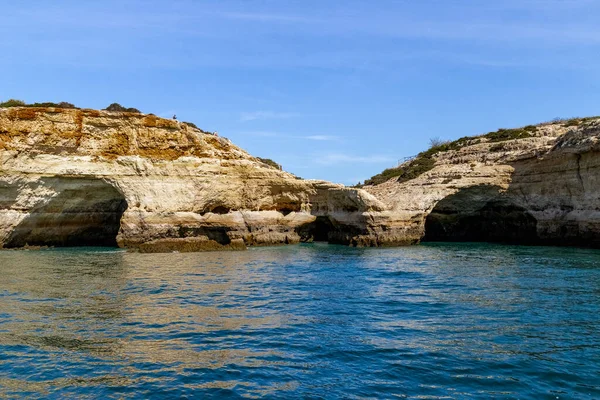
left=5, top=177, right=128, bottom=248
left=423, top=184, right=538, bottom=244
left=296, top=215, right=366, bottom=245
left=423, top=147, right=600, bottom=247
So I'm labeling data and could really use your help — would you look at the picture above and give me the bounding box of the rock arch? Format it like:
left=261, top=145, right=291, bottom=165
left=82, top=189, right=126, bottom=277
left=5, top=177, right=127, bottom=248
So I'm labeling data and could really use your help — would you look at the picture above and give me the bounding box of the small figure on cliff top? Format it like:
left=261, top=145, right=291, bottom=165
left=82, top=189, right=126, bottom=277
left=172, top=114, right=177, bottom=120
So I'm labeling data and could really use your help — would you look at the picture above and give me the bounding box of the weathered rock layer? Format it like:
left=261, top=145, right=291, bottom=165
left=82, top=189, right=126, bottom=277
left=365, top=118, right=600, bottom=247
left=0, top=107, right=389, bottom=251
left=2, top=107, right=599, bottom=251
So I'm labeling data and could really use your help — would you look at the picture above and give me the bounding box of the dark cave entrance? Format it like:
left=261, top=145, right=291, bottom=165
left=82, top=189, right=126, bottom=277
left=5, top=178, right=128, bottom=248
left=312, top=216, right=335, bottom=242
left=297, top=216, right=335, bottom=243
left=423, top=185, right=538, bottom=244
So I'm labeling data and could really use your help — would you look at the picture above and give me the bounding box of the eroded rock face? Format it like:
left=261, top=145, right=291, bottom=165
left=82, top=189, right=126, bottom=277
left=0, top=107, right=387, bottom=251
left=1, top=177, right=127, bottom=247
left=2, top=107, right=599, bottom=251
left=364, top=118, right=600, bottom=247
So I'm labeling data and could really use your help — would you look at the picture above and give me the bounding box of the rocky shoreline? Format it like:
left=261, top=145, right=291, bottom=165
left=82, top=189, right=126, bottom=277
left=1, top=106, right=599, bottom=251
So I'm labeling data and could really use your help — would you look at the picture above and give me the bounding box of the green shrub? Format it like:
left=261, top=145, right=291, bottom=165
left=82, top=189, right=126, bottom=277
left=363, top=156, right=436, bottom=186
left=363, top=124, right=540, bottom=186
left=483, top=128, right=532, bottom=142
left=0, top=99, right=77, bottom=109
left=362, top=116, right=600, bottom=187
left=104, top=103, right=125, bottom=112
left=363, top=137, right=476, bottom=186
left=27, top=102, right=77, bottom=109
left=257, top=157, right=282, bottom=170
left=580, top=116, right=600, bottom=123
left=560, top=116, right=600, bottom=128
left=0, top=99, right=26, bottom=107
left=563, top=119, right=581, bottom=127
left=184, top=121, right=198, bottom=129
left=104, top=103, right=141, bottom=113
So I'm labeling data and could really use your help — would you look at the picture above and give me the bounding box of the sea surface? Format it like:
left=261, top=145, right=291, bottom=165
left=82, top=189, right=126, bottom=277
left=1, top=243, right=599, bottom=399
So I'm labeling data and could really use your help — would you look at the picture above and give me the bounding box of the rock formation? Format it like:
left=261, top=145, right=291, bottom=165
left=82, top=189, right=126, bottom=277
left=1, top=106, right=599, bottom=251
left=364, top=117, right=600, bottom=247
left=0, top=107, right=387, bottom=252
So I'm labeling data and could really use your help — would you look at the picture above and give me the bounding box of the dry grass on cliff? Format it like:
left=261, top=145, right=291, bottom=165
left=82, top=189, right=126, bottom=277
left=360, top=117, right=600, bottom=187
left=361, top=137, right=475, bottom=186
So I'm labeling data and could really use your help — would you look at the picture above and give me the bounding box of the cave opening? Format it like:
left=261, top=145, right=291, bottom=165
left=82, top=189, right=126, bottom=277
left=312, top=216, right=334, bottom=242
left=210, top=206, right=231, bottom=215
left=5, top=178, right=128, bottom=248
left=297, top=216, right=335, bottom=243
left=423, top=186, right=538, bottom=244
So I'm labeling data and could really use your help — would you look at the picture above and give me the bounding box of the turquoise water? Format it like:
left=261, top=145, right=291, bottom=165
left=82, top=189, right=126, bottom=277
left=1, top=243, right=599, bottom=399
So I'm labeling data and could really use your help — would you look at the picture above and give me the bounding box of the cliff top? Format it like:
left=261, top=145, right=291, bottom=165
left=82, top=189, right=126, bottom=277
left=0, top=105, right=271, bottom=165
left=361, top=116, right=600, bottom=187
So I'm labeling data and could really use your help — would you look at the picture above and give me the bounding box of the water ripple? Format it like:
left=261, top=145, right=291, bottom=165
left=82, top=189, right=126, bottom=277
left=1, top=243, right=599, bottom=398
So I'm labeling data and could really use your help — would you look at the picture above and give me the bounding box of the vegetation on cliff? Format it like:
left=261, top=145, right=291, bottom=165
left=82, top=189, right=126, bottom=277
left=257, top=157, right=282, bottom=170
left=0, top=99, right=141, bottom=114
left=0, top=99, right=141, bottom=113
left=359, top=117, right=599, bottom=187
left=0, top=99, right=77, bottom=109
left=183, top=121, right=198, bottom=129
left=361, top=137, right=472, bottom=186
left=103, top=103, right=141, bottom=113
left=0, top=99, right=215, bottom=137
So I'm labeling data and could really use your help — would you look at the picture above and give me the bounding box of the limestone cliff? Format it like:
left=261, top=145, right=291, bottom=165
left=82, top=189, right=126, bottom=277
left=0, top=107, right=386, bottom=251
left=364, top=117, right=600, bottom=247
left=2, top=107, right=599, bottom=251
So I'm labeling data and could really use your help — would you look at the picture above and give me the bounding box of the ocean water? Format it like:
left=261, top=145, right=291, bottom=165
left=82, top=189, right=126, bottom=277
left=0, top=243, right=599, bottom=399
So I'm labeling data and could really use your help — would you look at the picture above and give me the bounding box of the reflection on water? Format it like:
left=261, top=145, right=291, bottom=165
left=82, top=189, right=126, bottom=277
left=1, top=243, right=600, bottom=398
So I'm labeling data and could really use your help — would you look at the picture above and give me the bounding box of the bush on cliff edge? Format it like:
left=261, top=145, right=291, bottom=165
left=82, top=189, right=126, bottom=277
left=257, top=157, right=282, bottom=170
left=0, top=99, right=77, bottom=109
left=0, top=99, right=26, bottom=107
left=104, top=103, right=141, bottom=113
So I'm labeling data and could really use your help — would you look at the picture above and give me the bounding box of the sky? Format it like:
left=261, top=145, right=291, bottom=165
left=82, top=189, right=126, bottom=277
left=1, top=0, right=600, bottom=185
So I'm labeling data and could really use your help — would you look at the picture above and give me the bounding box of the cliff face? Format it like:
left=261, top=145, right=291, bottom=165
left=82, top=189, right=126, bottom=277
left=0, top=107, right=387, bottom=251
left=2, top=107, right=599, bottom=251
left=364, top=118, right=600, bottom=247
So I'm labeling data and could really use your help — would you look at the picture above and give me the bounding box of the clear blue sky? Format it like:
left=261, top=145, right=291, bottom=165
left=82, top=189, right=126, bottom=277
left=2, top=0, right=599, bottom=185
